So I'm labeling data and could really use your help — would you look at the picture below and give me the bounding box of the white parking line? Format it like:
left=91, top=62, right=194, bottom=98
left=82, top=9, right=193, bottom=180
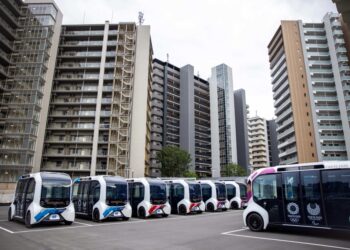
left=10, top=210, right=242, bottom=234
left=221, top=228, right=248, bottom=235
left=0, top=226, right=14, bottom=234
left=222, top=232, right=350, bottom=250
left=73, top=221, right=93, bottom=226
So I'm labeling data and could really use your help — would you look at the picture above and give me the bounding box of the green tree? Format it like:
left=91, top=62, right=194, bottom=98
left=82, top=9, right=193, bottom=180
left=183, top=170, right=197, bottom=178
left=222, top=163, right=246, bottom=177
left=156, top=146, right=192, bottom=177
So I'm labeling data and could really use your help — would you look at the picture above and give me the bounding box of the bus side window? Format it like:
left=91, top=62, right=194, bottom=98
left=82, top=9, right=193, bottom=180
left=91, top=181, right=100, bottom=204
left=253, top=174, right=277, bottom=201
left=15, top=180, right=26, bottom=199
left=173, top=184, right=184, bottom=199
left=133, top=183, right=144, bottom=199
left=72, top=183, right=79, bottom=201
left=227, top=184, right=236, bottom=200
left=26, top=178, right=35, bottom=202
left=201, top=184, right=211, bottom=202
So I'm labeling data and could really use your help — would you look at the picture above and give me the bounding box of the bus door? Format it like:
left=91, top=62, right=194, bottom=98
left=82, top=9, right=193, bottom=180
left=170, top=183, right=184, bottom=213
left=301, top=170, right=325, bottom=226
left=81, top=181, right=90, bottom=214
left=130, top=182, right=144, bottom=216
left=87, top=181, right=100, bottom=216
left=322, top=169, right=350, bottom=229
left=14, top=179, right=28, bottom=218
left=226, top=184, right=236, bottom=201
left=72, top=182, right=80, bottom=212
left=23, top=178, right=35, bottom=217
left=253, top=174, right=284, bottom=224
left=282, top=172, right=303, bottom=225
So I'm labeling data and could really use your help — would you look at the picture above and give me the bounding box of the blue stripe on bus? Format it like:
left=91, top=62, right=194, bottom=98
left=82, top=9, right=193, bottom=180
left=34, top=208, right=66, bottom=222
left=103, top=206, right=125, bottom=217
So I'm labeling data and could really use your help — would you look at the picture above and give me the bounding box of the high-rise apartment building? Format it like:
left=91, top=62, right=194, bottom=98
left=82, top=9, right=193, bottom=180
left=248, top=116, right=270, bottom=170
left=266, top=119, right=279, bottom=166
left=0, top=0, right=62, bottom=185
left=210, top=64, right=237, bottom=177
left=42, top=22, right=153, bottom=178
left=269, top=13, right=350, bottom=165
left=151, top=59, right=211, bottom=177
left=234, top=89, right=249, bottom=171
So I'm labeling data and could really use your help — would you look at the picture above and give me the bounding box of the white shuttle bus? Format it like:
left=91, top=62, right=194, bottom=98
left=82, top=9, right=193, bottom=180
left=224, top=181, right=247, bottom=209
left=165, top=179, right=205, bottom=214
left=198, top=180, right=229, bottom=212
left=243, top=161, right=350, bottom=231
left=72, top=176, right=131, bottom=221
left=8, top=172, right=75, bottom=228
left=128, top=178, right=171, bottom=218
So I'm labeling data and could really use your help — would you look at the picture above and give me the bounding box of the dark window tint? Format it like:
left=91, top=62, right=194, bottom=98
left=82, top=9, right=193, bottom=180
left=226, top=184, right=236, bottom=200
left=72, top=182, right=79, bottom=200
left=322, top=170, right=350, bottom=198
left=172, top=183, right=184, bottom=199
left=189, top=183, right=202, bottom=202
left=238, top=183, right=247, bottom=199
left=150, top=183, right=167, bottom=204
left=26, top=178, right=35, bottom=201
left=15, top=179, right=26, bottom=196
left=302, top=171, right=321, bottom=200
left=90, top=181, right=100, bottom=204
left=201, top=184, right=212, bottom=202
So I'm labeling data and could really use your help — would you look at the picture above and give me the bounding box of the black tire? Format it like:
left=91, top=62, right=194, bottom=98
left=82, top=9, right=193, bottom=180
left=122, top=217, right=130, bottom=221
left=8, top=207, right=13, bottom=221
left=178, top=205, right=187, bottom=215
left=162, top=214, right=169, bottom=218
left=138, top=207, right=146, bottom=219
left=92, top=209, right=100, bottom=222
left=206, top=203, right=215, bottom=212
left=231, top=201, right=239, bottom=210
left=247, top=213, right=264, bottom=232
left=25, top=211, right=32, bottom=228
left=64, top=221, right=73, bottom=225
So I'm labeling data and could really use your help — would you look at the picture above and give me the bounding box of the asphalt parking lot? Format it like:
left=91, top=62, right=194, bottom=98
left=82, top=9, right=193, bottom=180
left=0, top=206, right=349, bottom=250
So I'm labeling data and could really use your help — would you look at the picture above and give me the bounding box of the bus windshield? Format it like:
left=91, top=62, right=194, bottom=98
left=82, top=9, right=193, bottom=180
left=106, top=181, right=128, bottom=206
left=41, top=178, right=71, bottom=208
left=150, top=183, right=167, bottom=205
left=189, top=183, right=202, bottom=202
left=215, top=183, right=226, bottom=201
left=238, top=183, right=247, bottom=200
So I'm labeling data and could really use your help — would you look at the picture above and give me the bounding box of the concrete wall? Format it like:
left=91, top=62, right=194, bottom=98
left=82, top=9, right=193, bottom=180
left=129, top=25, right=152, bottom=177
left=179, top=65, right=196, bottom=171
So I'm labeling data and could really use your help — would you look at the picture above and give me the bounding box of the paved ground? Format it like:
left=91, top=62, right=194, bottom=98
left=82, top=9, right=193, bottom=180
left=0, top=206, right=349, bottom=250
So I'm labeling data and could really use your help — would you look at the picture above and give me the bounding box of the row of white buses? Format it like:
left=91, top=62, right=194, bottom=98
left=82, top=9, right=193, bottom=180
left=8, top=173, right=246, bottom=228
left=243, top=161, right=350, bottom=232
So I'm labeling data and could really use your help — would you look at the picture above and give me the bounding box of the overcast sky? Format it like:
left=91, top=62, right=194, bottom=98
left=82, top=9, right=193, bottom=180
left=54, top=0, right=337, bottom=119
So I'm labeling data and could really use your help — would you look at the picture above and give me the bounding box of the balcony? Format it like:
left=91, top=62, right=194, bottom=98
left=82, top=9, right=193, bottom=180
left=62, top=30, right=105, bottom=36
left=277, top=126, right=295, bottom=141
left=279, top=147, right=297, bottom=158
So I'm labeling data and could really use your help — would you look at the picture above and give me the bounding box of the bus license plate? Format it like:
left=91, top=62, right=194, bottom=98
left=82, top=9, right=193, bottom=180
left=113, top=211, right=121, bottom=217
left=50, top=214, right=59, bottom=220
left=156, top=209, right=162, bottom=214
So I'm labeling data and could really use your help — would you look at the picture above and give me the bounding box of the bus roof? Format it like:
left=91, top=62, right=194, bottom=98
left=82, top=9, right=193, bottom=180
left=248, top=161, right=350, bottom=182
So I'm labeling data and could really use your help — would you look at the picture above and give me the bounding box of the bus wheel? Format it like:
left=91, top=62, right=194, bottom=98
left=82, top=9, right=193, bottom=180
left=92, top=209, right=100, bottom=222
left=138, top=207, right=146, bottom=219
left=8, top=207, right=13, bottom=221
left=179, top=205, right=187, bottom=215
left=25, top=211, right=32, bottom=228
left=64, top=221, right=73, bottom=225
left=206, top=203, right=214, bottom=212
left=247, top=213, right=264, bottom=232
left=122, top=217, right=129, bottom=221
left=231, top=202, right=239, bottom=209
left=162, top=214, right=169, bottom=218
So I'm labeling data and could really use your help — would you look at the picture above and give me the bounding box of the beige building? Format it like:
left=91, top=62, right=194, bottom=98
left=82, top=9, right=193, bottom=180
left=248, top=116, right=270, bottom=170
left=268, top=13, right=350, bottom=165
